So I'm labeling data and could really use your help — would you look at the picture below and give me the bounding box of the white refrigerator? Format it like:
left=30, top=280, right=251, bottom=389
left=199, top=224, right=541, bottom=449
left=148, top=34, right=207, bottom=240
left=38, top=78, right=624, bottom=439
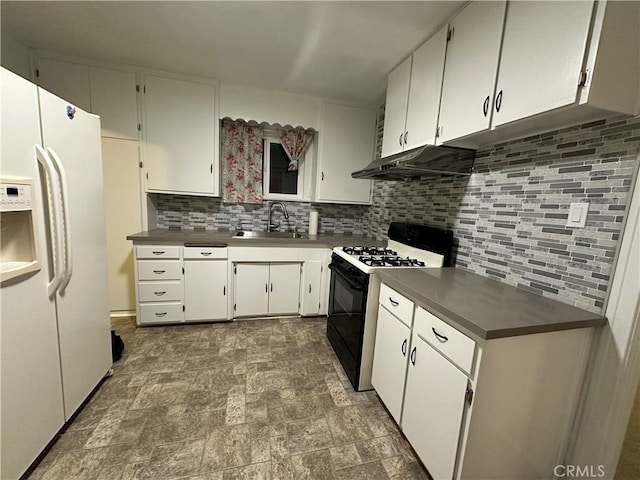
left=1, top=68, right=112, bottom=479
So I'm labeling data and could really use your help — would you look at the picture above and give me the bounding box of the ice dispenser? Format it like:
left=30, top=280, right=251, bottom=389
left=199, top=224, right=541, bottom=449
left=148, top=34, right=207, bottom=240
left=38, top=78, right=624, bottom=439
left=1, top=177, right=41, bottom=282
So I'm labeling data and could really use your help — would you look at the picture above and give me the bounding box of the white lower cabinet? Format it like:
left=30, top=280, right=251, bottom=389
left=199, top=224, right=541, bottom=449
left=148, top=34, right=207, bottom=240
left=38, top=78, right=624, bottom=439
left=401, top=333, right=468, bottom=480
left=371, top=305, right=411, bottom=423
left=184, top=258, right=227, bottom=322
left=300, top=260, right=323, bottom=316
left=372, top=284, right=596, bottom=480
left=233, top=262, right=301, bottom=317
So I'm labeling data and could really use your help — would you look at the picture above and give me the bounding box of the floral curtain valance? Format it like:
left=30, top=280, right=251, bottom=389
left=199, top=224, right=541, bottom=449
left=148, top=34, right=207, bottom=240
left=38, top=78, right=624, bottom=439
left=221, top=119, right=264, bottom=204
left=278, top=128, right=315, bottom=171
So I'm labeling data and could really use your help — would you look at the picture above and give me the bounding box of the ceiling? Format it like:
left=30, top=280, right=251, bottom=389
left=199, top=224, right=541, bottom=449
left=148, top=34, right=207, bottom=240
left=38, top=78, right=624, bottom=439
left=1, top=1, right=465, bottom=106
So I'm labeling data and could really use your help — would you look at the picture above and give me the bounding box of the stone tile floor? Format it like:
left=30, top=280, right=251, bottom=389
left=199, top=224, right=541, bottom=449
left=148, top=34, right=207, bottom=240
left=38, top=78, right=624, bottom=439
left=27, top=316, right=429, bottom=480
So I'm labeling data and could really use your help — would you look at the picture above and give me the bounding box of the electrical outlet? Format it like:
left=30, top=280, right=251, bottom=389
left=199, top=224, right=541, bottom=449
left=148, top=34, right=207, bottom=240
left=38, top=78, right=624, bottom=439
left=567, top=202, right=589, bottom=228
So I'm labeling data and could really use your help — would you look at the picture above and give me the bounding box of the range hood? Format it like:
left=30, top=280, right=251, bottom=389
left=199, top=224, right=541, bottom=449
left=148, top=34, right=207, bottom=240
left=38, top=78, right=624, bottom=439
left=352, top=144, right=475, bottom=180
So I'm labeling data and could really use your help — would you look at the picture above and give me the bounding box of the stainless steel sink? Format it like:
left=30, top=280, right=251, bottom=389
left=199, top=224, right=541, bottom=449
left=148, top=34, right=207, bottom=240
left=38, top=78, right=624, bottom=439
left=232, top=230, right=308, bottom=239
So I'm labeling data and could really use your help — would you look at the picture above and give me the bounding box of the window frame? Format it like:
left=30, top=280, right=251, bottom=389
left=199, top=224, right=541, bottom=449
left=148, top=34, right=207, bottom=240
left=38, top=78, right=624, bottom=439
left=262, top=135, right=306, bottom=201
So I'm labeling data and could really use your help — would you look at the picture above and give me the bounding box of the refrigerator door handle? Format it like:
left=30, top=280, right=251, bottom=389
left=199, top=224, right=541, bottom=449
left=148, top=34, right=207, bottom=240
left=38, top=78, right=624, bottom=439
left=35, top=145, right=65, bottom=298
left=46, top=146, right=73, bottom=294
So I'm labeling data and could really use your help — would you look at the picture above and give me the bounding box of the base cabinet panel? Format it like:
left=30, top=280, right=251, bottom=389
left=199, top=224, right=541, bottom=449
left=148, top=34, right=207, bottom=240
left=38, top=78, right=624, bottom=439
left=234, top=263, right=270, bottom=317
left=184, top=260, right=227, bottom=321
left=268, top=263, right=301, bottom=315
left=371, top=305, right=411, bottom=424
left=401, top=334, right=468, bottom=480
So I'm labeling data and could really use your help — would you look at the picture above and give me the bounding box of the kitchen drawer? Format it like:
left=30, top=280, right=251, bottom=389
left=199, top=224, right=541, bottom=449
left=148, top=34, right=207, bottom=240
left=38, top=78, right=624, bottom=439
left=136, top=245, right=181, bottom=259
left=414, top=306, right=475, bottom=375
left=139, top=302, right=183, bottom=324
left=183, top=246, right=228, bottom=259
left=137, top=260, right=181, bottom=281
left=138, top=281, right=183, bottom=302
left=379, top=283, right=414, bottom=327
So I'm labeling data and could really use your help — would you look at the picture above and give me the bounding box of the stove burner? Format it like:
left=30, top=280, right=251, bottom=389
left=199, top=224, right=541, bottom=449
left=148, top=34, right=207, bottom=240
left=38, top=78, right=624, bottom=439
left=343, top=246, right=397, bottom=256
left=381, top=256, right=426, bottom=267
left=358, top=256, right=387, bottom=267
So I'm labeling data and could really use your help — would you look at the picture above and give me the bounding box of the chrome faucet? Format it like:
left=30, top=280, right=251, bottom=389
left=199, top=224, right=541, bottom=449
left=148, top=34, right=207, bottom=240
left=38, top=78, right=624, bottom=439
left=267, top=201, right=289, bottom=232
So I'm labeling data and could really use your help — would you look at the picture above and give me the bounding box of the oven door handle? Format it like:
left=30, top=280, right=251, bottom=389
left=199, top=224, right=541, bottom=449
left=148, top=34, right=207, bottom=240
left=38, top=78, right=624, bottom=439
left=328, top=263, right=367, bottom=291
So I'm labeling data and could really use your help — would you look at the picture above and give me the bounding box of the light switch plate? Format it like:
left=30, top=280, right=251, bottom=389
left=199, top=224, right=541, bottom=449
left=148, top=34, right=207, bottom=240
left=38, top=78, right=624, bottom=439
left=567, top=202, right=589, bottom=228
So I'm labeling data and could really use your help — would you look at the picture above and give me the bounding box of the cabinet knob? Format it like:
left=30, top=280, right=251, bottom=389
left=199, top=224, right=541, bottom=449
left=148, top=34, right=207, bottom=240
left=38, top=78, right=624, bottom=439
left=401, top=338, right=407, bottom=356
left=432, top=327, right=449, bottom=342
left=155, top=312, right=167, bottom=317
left=495, top=90, right=503, bottom=113
left=389, top=297, right=399, bottom=307
left=200, top=252, right=212, bottom=256
left=152, top=251, right=165, bottom=255
left=153, top=291, right=166, bottom=296
left=399, top=133, right=403, bottom=146
left=483, top=95, right=490, bottom=117
left=153, top=270, right=166, bottom=274
left=403, top=131, right=408, bottom=145
left=410, top=346, right=417, bottom=365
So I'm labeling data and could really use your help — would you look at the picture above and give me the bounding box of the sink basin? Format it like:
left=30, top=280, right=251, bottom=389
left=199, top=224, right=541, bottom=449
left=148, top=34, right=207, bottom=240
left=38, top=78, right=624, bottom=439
left=232, top=230, right=308, bottom=240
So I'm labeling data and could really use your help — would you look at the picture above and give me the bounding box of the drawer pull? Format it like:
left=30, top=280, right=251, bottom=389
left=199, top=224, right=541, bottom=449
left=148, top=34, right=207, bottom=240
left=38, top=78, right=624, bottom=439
left=309, top=284, right=312, bottom=294
left=155, top=312, right=167, bottom=317
left=152, top=251, right=165, bottom=255
left=200, top=252, right=212, bottom=256
left=153, top=291, right=166, bottom=296
left=401, top=338, right=407, bottom=356
left=153, top=270, right=166, bottom=274
left=410, top=346, right=417, bottom=366
left=432, top=328, right=449, bottom=343
left=389, top=297, right=399, bottom=307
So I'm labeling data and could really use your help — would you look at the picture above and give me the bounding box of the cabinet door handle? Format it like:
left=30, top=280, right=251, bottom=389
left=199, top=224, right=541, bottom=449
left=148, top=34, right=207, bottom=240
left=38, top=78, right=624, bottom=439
left=403, top=131, right=408, bottom=145
left=152, top=251, right=165, bottom=255
left=389, top=297, right=399, bottom=307
left=432, top=328, right=449, bottom=342
left=153, top=270, right=166, bottom=274
left=309, top=284, right=312, bottom=294
left=401, top=339, right=407, bottom=356
left=200, top=252, right=212, bottom=256
left=410, top=346, right=417, bottom=365
left=483, top=95, right=490, bottom=117
left=399, top=133, right=402, bottom=146
left=321, top=172, right=324, bottom=181
left=270, top=283, right=273, bottom=292
left=223, top=286, right=226, bottom=296
left=265, top=283, right=268, bottom=293
left=155, top=312, right=167, bottom=317
left=495, top=90, right=503, bottom=112
left=153, top=291, right=166, bottom=296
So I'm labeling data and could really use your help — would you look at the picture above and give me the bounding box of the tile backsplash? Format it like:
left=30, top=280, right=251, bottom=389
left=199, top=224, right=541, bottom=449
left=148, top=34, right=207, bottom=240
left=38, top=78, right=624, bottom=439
left=365, top=115, right=640, bottom=312
left=154, top=114, right=639, bottom=313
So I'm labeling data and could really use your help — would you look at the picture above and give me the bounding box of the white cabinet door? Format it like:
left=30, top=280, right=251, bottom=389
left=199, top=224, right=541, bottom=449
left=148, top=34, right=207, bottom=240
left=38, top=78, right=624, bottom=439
left=493, top=1, right=594, bottom=127
left=234, top=263, right=269, bottom=317
left=89, top=67, right=139, bottom=140
left=301, top=260, right=322, bottom=316
left=102, top=138, right=142, bottom=312
left=184, top=260, right=227, bottom=321
left=402, top=334, right=468, bottom=480
left=438, top=1, right=506, bottom=143
left=35, top=57, right=91, bottom=111
left=371, top=305, right=411, bottom=424
left=143, top=74, right=218, bottom=195
left=381, top=56, right=411, bottom=158
left=405, top=26, right=448, bottom=149
left=316, top=102, right=374, bottom=204
left=268, top=263, right=301, bottom=315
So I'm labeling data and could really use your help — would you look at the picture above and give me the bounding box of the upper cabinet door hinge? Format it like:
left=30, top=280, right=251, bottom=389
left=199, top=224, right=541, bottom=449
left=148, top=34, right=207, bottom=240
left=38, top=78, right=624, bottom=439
left=578, top=69, right=589, bottom=88
left=466, top=386, right=474, bottom=406
left=447, top=26, right=455, bottom=42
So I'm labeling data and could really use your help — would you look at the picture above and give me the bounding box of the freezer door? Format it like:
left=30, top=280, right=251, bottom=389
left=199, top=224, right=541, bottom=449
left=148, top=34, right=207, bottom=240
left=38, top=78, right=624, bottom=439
left=0, top=68, right=66, bottom=480
left=38, top=87, right=112, bottom=419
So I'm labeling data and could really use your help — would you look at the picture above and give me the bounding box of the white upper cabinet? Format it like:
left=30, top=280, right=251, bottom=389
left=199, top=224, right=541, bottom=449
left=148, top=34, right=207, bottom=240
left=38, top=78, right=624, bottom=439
left=143, top=74, right=218, bottom=196
left=438, top=1, right=506, bottom=143
left=405, top=26, right=448, bottom=149
left=492, top=0, right=594, bottom=128
left=89, top=67, right=139, bottom=140
left=315, top=102, right=375, bottom=205
left=381, top=26, right=448, bottom=158
left=35, top=58, right=91, bottom=111
left=381, top=57, right=412, bottom=158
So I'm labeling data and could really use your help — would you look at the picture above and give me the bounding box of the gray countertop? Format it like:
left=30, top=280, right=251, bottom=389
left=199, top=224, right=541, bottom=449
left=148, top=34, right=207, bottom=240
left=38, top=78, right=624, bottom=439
left=376, top=267, right=607, bottom=340
left=126, top=230, right=382, bottom=248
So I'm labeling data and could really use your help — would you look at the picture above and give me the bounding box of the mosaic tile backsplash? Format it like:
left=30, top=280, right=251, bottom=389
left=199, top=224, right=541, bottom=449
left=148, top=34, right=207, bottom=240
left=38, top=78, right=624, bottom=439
left=154, top=114, right=639, bottom=312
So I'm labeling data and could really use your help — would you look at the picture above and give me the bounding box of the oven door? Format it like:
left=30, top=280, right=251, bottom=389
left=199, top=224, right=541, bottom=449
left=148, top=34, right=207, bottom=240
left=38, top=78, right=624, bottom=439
left=327, top=254, right=369, bottom=390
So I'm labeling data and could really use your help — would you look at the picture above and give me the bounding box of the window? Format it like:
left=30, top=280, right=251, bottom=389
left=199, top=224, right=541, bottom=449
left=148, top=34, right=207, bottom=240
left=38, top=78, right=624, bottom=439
left=263, top=136, right=305, bottom=200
